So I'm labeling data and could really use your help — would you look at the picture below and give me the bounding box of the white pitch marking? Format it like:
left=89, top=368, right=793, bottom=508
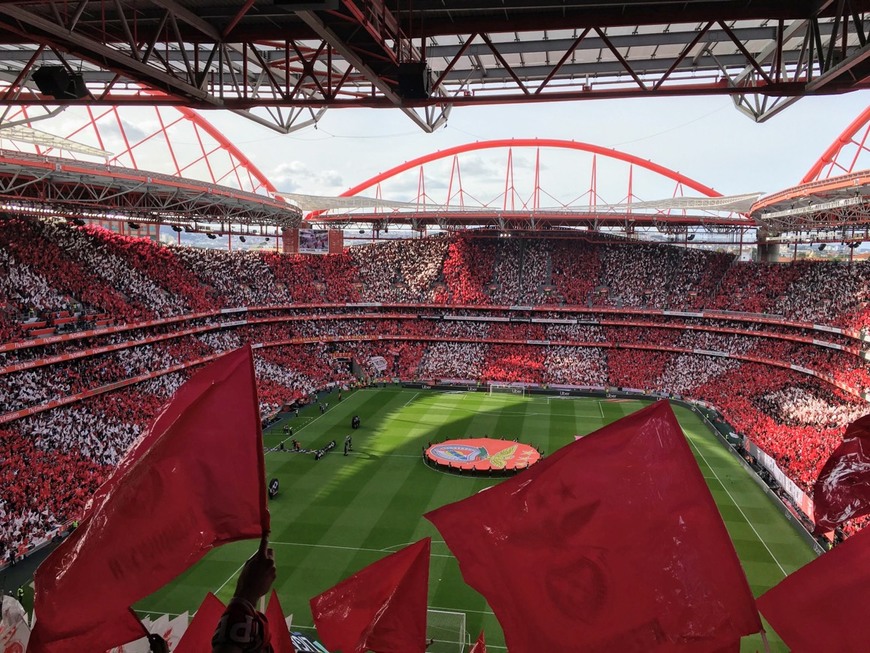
left=687, top=436, right=788, bottom=577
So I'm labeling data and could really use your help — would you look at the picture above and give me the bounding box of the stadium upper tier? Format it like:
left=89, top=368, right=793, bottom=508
left=2, top=218, right=869, bottom=337
left=2, top=219, right=870, bottom=557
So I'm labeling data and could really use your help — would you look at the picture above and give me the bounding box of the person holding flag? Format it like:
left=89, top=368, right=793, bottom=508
left=212, top=535, right=278, bottom=653
left=28, top=347, right=272, bottom=653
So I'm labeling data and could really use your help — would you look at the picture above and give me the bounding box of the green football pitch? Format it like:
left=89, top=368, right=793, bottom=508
left=137, top=387, right=818, bottom=652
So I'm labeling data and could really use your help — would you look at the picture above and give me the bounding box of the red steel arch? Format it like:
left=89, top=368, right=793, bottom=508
left=336, top=138, right=722, bottom=200
left=802, top=107, right=870, bottom=183
left=1, top=105, right=280, bottom=197
left=158, top=106, right=280, bottom=197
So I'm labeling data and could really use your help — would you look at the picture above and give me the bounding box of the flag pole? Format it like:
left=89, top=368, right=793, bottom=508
left=258, top=532, right=270, bottom=613
left=759, top=629, right=772, bottom=653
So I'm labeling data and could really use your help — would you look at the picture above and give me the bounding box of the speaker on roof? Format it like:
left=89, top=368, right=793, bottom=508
left=32, top=66, right=88, bottom=100
left=65, top=73, right=88, bottom=99
left=398, top=62, right=431, bottom=100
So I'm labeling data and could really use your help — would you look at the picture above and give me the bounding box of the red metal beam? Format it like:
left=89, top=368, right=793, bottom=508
left=802, top=105, right=870, bottom=182
left=329, top=138, right=722, bottom=206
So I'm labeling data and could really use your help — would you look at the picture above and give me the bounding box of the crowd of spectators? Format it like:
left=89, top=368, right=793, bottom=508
left=436, top=237, right=496, bottom=304
left=0, top=338, right=211, bottom=413
left=349, top=238, right=448, bottom=303
left=0, top=246, right=68, bottom=334
left=4, top=223, right=870, bottom=331
left=79, top=224, right=218, bottom=313
left=416, top=341, right=487, bottom=379
left=545, top=346, right=607, bottom=386
left=487, top=239, right=551, bottom=305
left=1, top=218, right=137, bottom=326
left=596, top=244, right=731, bottom=310
left=481, top=344, right=545, bottom=383
left=2, top=222, right=870, bottom=552
left=695, top=365, right=864, bottom=491
left=0, top=427, right=107, bottom=566
left=755, top=386, right=867, bottom=429
left=550, top=240, right=601, bottom=306
left=607, top=349, right=673, bottom=390
left=657, top=353, right=743, bottom=396
left=37, top=220, right=178, bottom=318
left=264, top=249, right=358, bottom=303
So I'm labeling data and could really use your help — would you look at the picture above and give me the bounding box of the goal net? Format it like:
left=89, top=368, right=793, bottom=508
left=488, top=382, right=526, bottom=396
left=427, top=608, right=468, bottom=653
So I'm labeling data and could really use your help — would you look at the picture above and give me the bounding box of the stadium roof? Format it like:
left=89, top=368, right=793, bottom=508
left=0, top=150, right=301, bottom=228
left=750, top=170, right=870, bottom=233
left=0, top=1, right=865, bottom=132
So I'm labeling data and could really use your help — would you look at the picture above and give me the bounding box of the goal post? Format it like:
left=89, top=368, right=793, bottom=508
left=488, top=382, right=526, bottom=397
left=427, top=608, right=468, bottom=653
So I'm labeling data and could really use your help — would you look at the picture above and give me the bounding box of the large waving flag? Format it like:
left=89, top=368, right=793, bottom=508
left=757, top=523, right=870, bottom=652
left=469, top=631, right=487, bottom=653
left=160, top=612, right=189, bottom=652
left=173, top=593, right=226, bottom=653
left=310, top=538, right=430, bottom=653
left=425, top=401, right=761, bottom=653
left=0, top=594, right=31, bottom=652
left=266, top=591, right=297, bottom=653
left=30, top=347, right=270, bottom=653
left=812, top=413, right=870, bottom=533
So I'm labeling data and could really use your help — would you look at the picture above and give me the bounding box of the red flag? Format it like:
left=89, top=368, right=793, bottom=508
left=757, top=523, right=870, bottom=652
left=310, top=538, right=430, bottom=653
left=30, top=347, right=270, bottom=653
left=469, top=631, right=486, bottom=653
left=425, top=401, right=761, bottom=653
left=266, top=591, right=296, bottom=653
left=812, top=413, right=870, bottom=533
left=174, top=593, right=226, bottom=653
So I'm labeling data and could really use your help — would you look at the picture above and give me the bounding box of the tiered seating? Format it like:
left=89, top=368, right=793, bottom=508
left=2, top=222, right=869, bottom=552
left=435, top=237, right=497, bottom=304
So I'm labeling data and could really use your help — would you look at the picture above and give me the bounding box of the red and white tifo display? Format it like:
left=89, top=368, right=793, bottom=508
left=425, top=438, right=541, bottom=473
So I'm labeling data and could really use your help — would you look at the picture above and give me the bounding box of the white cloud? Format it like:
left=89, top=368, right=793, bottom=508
left=270, top=160, right=343, bottom=193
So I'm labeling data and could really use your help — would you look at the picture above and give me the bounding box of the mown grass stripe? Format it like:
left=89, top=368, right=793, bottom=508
left=137, top=388, right=817, bottom=653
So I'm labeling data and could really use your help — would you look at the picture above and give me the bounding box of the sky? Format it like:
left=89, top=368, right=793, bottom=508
left=5, top=87, right=867, bottom=215
left=198, top=89, right=870, bottom=206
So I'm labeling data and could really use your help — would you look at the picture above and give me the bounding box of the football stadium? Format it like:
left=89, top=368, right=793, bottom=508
left=0, top=2, right=869, bottom=652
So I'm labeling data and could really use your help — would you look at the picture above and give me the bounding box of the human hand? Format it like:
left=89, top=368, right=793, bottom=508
left=233, top=534, right=276, bottom=605
left=147, top=634, right=169, bottom=653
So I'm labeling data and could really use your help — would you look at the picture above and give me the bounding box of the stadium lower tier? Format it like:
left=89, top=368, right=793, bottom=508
left=1, top=337, right=866, bottom=560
